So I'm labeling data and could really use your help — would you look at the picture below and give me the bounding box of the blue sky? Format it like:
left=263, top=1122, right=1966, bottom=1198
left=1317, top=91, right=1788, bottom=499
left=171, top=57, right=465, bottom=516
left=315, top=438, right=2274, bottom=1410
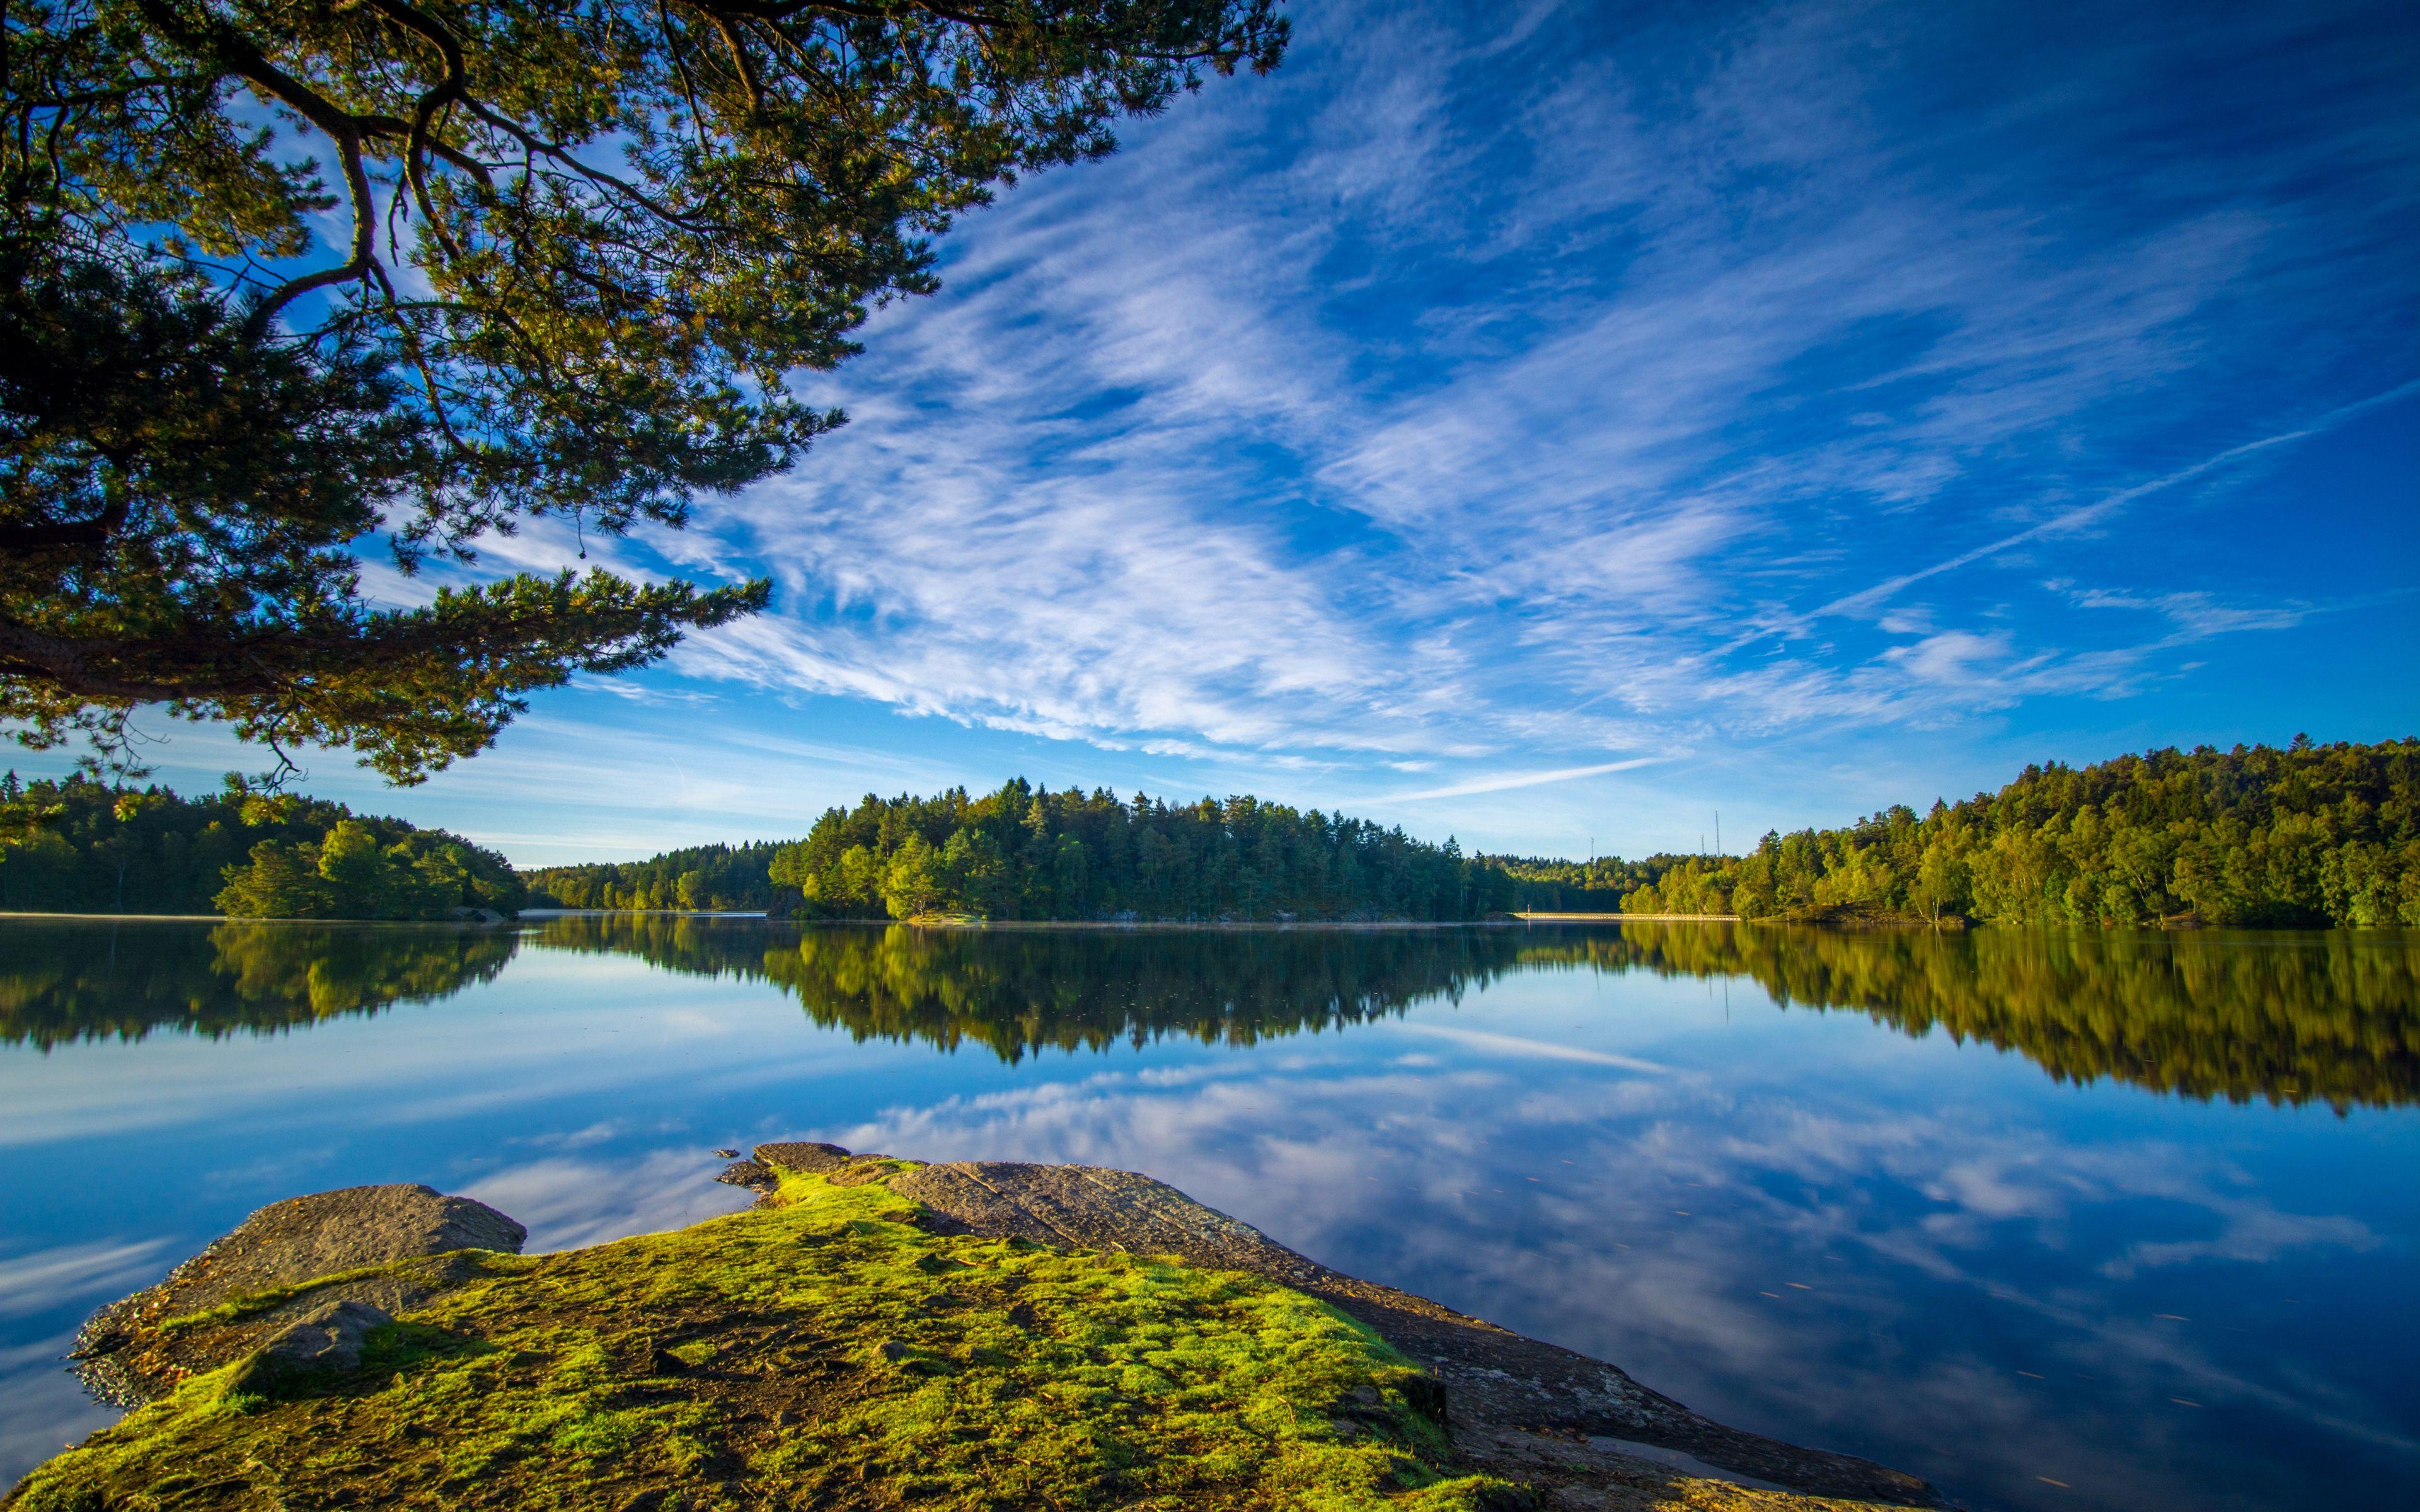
left=30, top=0, right=2420, bottom=864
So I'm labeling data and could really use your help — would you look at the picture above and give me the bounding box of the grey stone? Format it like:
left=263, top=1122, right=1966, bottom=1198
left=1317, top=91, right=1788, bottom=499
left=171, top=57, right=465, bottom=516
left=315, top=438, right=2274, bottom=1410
left=714, top=1159, right=775, bottom=1191
left=254, top=1299, right=393, bottom=1373
left=140, top=1184, right=523, bottom=1313
left=75, top=1184, right=523, bottom=1405
left=752, top=1141, right=852, bottom=1174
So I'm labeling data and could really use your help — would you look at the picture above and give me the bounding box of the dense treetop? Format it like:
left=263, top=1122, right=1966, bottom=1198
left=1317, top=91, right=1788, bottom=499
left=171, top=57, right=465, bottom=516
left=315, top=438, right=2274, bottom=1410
left=1552, top=738, right=2419, bottom=929
left=533, top=779, right=1514, bottom=920
left=2, top=1, right=1284, bottom=781
left=0, top=770, right=523, bottom=916
left=522, top=840, right=788, bottom=913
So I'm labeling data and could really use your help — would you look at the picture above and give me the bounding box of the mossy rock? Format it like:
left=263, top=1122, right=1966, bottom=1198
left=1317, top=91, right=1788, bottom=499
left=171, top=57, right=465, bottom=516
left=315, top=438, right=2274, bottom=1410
left=70, top=1184, right=526, bottom=1408
left=19, top=1155, right=1933, bottom=1511
left=9, top=1167, right=1507, bottom=1511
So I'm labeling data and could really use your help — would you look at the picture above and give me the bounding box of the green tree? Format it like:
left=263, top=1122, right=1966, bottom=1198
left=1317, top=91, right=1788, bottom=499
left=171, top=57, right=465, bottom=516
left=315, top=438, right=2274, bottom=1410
left=3, top=770, right=517, bottom=914
left=881, top=833, right=950, bottom=917
left=314, top=819, right=407, bottom=914
left=1912, top=839, right=1969, bottom=926
left=214, top=836, right=336, bottom=917
left=3, top=1, right=1285, bottom=781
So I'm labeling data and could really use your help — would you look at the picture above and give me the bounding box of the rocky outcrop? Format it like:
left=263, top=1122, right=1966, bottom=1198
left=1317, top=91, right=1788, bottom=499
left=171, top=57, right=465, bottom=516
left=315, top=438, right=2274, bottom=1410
left=770, top=1146, right=1939, bottom=1508
left=72, top=1183, right=523, bottom=1405
left=55, top=1157, right=1939, bottom=1510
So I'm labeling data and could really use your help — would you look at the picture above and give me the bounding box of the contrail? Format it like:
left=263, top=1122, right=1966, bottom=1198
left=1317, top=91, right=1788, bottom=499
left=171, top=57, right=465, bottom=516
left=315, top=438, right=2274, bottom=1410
left=1809, top=379, right=2420, bottom=624
left=1386, top=755, right=1665, bottom=802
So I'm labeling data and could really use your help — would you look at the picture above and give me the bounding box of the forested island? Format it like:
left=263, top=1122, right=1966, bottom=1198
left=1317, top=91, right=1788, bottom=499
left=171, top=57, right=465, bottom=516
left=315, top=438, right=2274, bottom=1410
left=532, top=782, right=1499, bottom=920
left=6, top=738, right=2414, bottom=926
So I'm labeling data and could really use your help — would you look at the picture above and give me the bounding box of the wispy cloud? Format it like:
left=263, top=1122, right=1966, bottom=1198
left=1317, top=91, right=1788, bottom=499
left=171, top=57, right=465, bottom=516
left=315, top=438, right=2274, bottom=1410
left=23, top=0, right=2409, bottom=857
left=1809, top=381, right=2420, bottom=626
left=621, top=0, right=2412, bottom=781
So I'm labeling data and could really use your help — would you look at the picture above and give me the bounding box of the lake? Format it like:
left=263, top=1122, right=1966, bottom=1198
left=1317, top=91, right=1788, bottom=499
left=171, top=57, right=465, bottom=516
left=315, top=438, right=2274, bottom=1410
left=1, top=916, right=2412, bottom=1509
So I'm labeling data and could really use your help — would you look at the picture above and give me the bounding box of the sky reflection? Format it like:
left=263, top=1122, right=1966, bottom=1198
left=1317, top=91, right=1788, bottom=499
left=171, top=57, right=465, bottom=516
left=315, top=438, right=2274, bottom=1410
left=1, top=920, right=2412, bottom=1510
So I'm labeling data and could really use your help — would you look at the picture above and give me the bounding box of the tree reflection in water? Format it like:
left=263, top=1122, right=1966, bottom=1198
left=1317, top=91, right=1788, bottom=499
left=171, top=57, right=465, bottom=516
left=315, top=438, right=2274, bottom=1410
left=4, top=915, right=2411, bottom=1108
left=1565, top=922, right=2420, bottom=1110
left=533, top=915, right=2419, bottom=1108
left=0, top=921, right=519, bottom=1048
left=531, top=915, right=1530, bottom=1058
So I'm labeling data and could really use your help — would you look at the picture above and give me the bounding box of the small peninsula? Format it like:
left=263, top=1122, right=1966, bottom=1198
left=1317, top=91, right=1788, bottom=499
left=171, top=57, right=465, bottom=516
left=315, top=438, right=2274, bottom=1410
left=18, top=1147, right=1937, bottom=1512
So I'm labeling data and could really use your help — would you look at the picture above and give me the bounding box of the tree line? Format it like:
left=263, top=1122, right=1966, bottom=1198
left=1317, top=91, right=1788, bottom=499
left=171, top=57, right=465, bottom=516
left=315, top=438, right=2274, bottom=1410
left=0, top=773, right=523, bottom=918
left=9, top=738, right=2412, bottom=924
left=522, top=843, right=788, bottom=913
left=1492, top=737, right=2418, bottom=929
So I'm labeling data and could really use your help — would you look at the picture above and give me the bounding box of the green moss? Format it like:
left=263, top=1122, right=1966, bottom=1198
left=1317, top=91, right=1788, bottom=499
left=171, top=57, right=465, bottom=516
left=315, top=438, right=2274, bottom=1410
left=10, top=1168, right=1510, bottom=1511
left=151, top=1263, right=415, bottom=1336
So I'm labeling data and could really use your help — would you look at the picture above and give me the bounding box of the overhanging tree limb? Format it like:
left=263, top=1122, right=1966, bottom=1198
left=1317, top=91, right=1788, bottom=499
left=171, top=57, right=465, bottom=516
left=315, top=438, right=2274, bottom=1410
left=3, top=0, right=1287, bottom=782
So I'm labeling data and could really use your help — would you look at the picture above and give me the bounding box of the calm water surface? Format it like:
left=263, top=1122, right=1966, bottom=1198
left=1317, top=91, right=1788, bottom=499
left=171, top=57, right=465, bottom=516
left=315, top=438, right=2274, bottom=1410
left=1, top=917, right=2414, bottom=1510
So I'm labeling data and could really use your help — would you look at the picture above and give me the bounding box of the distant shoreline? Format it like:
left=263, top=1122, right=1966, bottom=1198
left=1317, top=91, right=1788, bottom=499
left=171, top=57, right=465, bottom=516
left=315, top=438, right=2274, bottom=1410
left=0, top=910, right=227, bottom=921
left=1516, top=911, right=1739, bottom=922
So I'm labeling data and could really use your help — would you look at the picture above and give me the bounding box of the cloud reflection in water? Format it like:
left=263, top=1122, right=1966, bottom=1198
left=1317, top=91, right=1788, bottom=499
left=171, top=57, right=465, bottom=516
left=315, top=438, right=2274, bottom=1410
left=1, top=917, right=2414, bottom=1512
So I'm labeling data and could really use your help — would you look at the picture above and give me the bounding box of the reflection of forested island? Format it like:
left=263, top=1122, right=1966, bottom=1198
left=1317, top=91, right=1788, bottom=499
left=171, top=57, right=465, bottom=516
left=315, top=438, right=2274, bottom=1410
left=530, top=914, right=1531, bottom=1060
left=0, top=921, right=518, bottom=1048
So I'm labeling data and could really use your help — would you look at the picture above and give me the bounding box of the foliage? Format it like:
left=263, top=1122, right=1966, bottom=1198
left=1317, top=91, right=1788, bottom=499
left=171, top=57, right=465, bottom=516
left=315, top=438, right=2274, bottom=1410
left=523, top=840, right=789, bottom=912
left=1485, top=855, right=1687, bottom=914
left=1501, top=738, right=2420, bottom=928
left=531, top=779, right=1514, bottom=920
left=533, top=740, right=2420, bottom=927
left=0, top=770, right=522, bottom=916
left=11, top=1164, right=1501, bottom=1512
left=764, top=779, right=1512, bottom=920
left=2, top=0, right=1286, bottom=781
